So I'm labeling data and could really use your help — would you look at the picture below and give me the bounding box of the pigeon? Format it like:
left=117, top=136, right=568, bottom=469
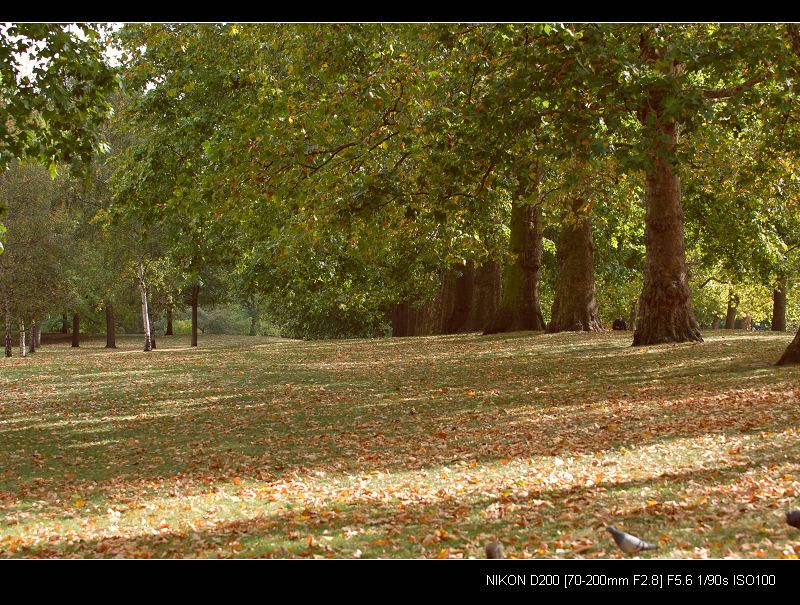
left=606, top=526, right=659, bottom=555
left=485, top=541, right=505, bottom=559
left=787, top=510, right=800, bottom=529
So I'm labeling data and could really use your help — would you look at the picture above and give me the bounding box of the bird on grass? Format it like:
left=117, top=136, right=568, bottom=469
left=485, top=541, right=504, bottom=559
left=786, top=510, right=800, bottom=529
left=606, top=526, right=659, bottom=555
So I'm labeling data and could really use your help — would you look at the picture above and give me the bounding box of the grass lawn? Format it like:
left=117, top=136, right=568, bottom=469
left=1, top=330, right=799, bottom=558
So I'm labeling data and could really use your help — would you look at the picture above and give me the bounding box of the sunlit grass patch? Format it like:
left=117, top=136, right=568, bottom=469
left=1, top=330, right=799, bottom=558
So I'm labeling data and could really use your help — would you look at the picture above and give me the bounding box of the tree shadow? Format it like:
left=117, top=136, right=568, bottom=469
left=1, top=332, right=799, bottom=557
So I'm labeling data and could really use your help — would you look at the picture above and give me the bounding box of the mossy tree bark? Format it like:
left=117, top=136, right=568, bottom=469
left=632, top=104, right=702, bottom=346
left=547, top=198, right=602, bottom=333
left=484, top=199, right=545, bottom=334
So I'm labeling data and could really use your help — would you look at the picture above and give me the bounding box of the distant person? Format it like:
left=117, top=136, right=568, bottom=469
left=612, top=318, right=627, bottom=330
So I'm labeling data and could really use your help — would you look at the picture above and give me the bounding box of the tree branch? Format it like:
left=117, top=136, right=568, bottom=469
left=702, top=71, right=767, bottom=100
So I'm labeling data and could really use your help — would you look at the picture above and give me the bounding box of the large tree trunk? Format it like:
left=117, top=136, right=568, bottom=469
left=191, top=284, right=200, bottom=347
left=165, top=303, right=174, bottom=336
left=71, top=313, right=80, bottom=348
left=391, top=302, right=410, bottom=337
left=777, top=327, right=800, bottom=366
left=61, top=312, right=68, bottom=334
left=772, top=283, right=787, bottom=332
left=138, top=263, right=152, bottom=352
left=465, top=260, right=500, bottom=333
left=632, top=113, right=702, bottom=346
left=446, top=262, right=475, bottom=334
left=4, top=301, right=11, bottom=358
left=725, top=289, right=738, bottom=330
left=18, top=317, right=26, bottom=357
left=547, top=198, right=602, bottom=333
left=484, top=200, right=546, bottom=334
left=105, top=301, right=116, bottom=349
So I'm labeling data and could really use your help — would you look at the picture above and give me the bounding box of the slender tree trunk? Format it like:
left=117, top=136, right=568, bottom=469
left=484, top=200, right=546, bottom=334
left=35, top=323, right=41, bottom=348
left=629, top=299, right=638, bottom=332
left=4, top=301, right=11, bottom=358
left=191, top=284, right=200, bottom=347
left=71, top=313, right=80, bottom=348
left=18, top=317, right=26, bottom=357
left=138, top=263, right=152, bottom=352
left=712, top=316, right=721, bottom=329
left=772, top=283, right=787, bottom=332
left=105, top=301, right=116, bottom=349
left=777, top=327, right=800, bottom=365
left=28, top=319, right=36, bottom=354
left=632, top=112, right=702, bottom=346
left=165, top=303, right=174, bottom=336
left=61, top=312, right=68, bottom=334
left=725, top=289, right=738, bottom=330
left=248, top=299, right=259, bottom=336
left=547, top=198, right=602, bottom=333
left=148, top=304, right=157, bottom=349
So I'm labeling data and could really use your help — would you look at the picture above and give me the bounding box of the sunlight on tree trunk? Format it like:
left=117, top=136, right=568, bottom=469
left=18, top=317, right=26, bottom=357
left=777, top=327, right=800, bottom=366
left=138, top=263, right=152, bottom=352
left=632, top=116, right=702, bottom=346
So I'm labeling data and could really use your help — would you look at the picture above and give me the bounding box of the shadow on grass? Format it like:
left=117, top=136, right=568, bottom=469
left=1, top=332, right=799, bottom=557
left=9, top=437, right=798, bottom=559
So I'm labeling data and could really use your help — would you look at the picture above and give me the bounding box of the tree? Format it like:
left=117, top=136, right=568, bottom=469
left=0, top=24, right=117, bottom=200
left=0, top=162, right=71, bottom=356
